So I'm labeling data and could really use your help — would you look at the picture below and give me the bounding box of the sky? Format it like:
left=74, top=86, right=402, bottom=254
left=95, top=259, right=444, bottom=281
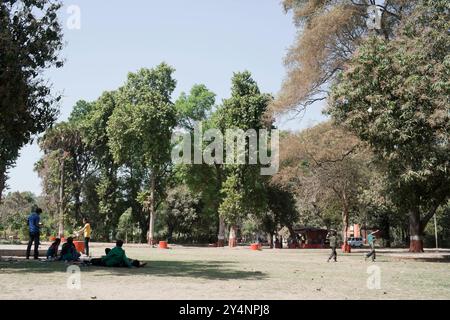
left=7, top=0, right=328, bottom=195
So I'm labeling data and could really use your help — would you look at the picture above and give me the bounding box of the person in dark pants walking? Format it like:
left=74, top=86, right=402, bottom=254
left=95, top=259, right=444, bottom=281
left=327, top=230, right=338, bottom=262
left=26, top=207, right=42, bottom=259
left=365, top=230, right=379, bottom=262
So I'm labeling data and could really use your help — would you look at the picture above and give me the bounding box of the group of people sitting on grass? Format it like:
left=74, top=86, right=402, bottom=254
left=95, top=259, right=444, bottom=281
left=27, top=207, right=145, bottom=268
left=46, top=237, right=146, bottom=268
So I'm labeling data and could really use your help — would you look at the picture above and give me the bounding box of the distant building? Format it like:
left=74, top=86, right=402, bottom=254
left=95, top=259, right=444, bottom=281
left=293, top=227, right=329, bottom=249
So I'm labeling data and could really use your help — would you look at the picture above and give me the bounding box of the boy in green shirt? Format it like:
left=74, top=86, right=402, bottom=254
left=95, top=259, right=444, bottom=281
left=90, top=240, right=145, bottom=268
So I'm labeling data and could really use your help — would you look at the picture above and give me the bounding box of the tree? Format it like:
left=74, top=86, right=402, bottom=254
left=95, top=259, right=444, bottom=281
left=108, top=63, right=178, bottom=244
left=38, top=122, right=86, bottom=236
left=0, top=0, right=64, bottom=203
left=273, top=0, right=414, bottom=113
left=217, top=71, right=273, bottom=247
left=0, top=192, right=36, bottom=239
left=273, top=122, right=370, bottom=251
left=328, top=0, right=450, bottom=252
left=80, top=93, right=125, bottom=241
left=218, top=172, right=246, bottom=246
left=159, top=185, right=201, bottom=243
left=357, top=168, right=408, bottom=247
left=425, top=202, right=450, bottom=248
left=116, top=208, right=141, bottom=243
left=175, top=84, right=216, bottom=131
left=174, top=85, right=225, bottom=245
left=263, top=184, right=299, bottom=247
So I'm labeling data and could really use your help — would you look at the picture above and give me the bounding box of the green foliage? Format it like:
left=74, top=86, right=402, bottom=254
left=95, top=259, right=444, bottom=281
left=116, top=208, right=141, bottom=243
left=0, top=192, right=59, bottom=240
left=219, top=172, right=246, bottom=225
left=0, top=192, right=35, bottom=238
left=108, top=64, right=177, bottom=170
left=329, top=0, right=450, bottom=237
left=217, top=71, right=273, bottom=226
left=158, top=185, right=203, bottom=242
left=79, top=92, right=124, bottom=240
left=108, top=63, right=178, bottom=241
left=247, top=184, right=299, bottom=240
left=68, top=100, right=95, bottom=124
left=0, top=0, right=64, bottom=200
left=175, top=84, right=216, bottom=130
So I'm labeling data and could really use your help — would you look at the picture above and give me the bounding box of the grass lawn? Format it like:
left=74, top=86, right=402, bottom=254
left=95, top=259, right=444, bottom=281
left=1, top=245, right=449, bottom=300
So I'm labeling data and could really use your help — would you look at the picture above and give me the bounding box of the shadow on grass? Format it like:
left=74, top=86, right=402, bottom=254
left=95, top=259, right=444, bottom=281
left=0, top=259, right=267, bottom=280
left=390, top=256, right=450, bottom=263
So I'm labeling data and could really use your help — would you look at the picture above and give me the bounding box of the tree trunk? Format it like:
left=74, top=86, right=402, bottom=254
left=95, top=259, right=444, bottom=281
left=409, top=209, right=424, bottom=253
left=0, top=166, right=6, bottom=205
left=128, top=165, right=147, bottom=243
left=167, top=225, right=174, bottom=243
left=382, top=215, right=391, bottom=248
left=229, top=225, right=238, bottom=247
left=267, top=233, right=273, bottom=248
left=287, top=225, right=298, bottom=247
left=74, top=186, right=82, bottom=221
left=58, top=158, right=65, bottom=237
left=215, top=164, right=224, bottom=247
left=147, top=175, right=156, bottom=245
left=217, top=216, right=226, bottom=247
left=341, top=197, right=351, bottom=253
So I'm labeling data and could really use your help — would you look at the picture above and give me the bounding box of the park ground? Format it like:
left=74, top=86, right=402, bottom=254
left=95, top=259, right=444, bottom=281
left=1, top=243, right=450, bottom=300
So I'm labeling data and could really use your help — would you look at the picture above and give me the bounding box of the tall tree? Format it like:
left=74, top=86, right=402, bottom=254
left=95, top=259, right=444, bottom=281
left=81, top=93, right=124, bottom=240
left=217, top=71, right=273, bottom=247
left=174, top=84, right=225, bottom=244
left=108, top=63, right=178, bottom=244
left=38, top=122, right=85, bottom=236
left=273, top=122, right=370, bottom=251
left=0, top=0, right=64, bottom=202
left=273, top=0, right=413, bottom=113
left=328, top=0, right=450, bottom=252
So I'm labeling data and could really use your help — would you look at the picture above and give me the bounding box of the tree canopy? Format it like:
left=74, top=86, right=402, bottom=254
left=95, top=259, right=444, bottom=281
left=0, top=0, right=64, bottom=202
left=328, top=0, right=450, bottom=251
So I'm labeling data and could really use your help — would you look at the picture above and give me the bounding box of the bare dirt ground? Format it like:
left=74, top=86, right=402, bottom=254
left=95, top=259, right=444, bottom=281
left=1, top=243, right=449, bottom=300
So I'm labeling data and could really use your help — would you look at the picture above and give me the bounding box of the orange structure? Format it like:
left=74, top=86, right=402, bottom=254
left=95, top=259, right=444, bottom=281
left=250, top=243, right=262, bottom=250
left=159, top=241, right=168, bottom=249
left=73, top=241, right=85, bottom=253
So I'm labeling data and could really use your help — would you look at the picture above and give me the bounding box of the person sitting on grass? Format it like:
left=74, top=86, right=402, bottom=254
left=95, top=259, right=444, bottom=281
left=90, top=240, right=146, bottom=268
left=59, top=237, right=81, bottom=262
left=46, top=238, right=61, bottom=260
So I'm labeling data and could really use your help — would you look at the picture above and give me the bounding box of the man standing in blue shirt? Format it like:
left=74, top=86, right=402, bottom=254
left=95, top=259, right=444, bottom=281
left=26, top=207, right=42, bottom=259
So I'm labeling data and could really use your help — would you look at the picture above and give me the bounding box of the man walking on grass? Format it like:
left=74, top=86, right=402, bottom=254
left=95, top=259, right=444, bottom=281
left=327, top=230, right=338, bottom=263
left=365, top=230, right=379, bottom=262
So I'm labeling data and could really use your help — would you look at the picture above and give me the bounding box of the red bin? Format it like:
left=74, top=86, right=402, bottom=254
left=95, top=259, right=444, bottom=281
left=74, top=241, right=85, bottom=253
left=159, top=241, right=168, bottom=249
